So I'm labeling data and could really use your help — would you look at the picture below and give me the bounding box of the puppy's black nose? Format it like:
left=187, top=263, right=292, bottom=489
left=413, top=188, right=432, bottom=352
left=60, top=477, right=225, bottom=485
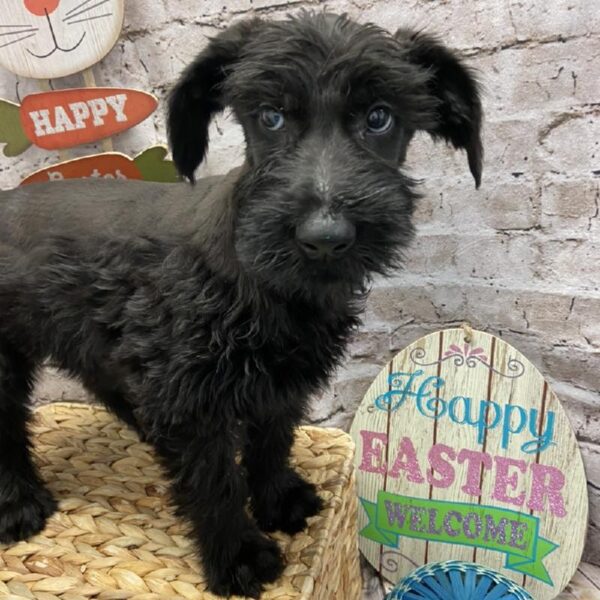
left=296, top=212, right=356, bottom=260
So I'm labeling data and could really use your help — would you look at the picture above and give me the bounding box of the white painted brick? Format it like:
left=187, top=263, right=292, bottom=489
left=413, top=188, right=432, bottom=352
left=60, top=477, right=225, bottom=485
left=539, top=239, right=600, bottom=290
left=446, top=233, right=539, bottom=282
left=355, top=1, right=523, bottom=50
left=356, top=0, right=599, bottom=51
left=580, top=443, right=600, bottom=561
left=543, top=344, right=600, bottom=392
left=123, top=0, right=168, bottom=34
left=502, top=0, right=599, bottom=43
left=469, top=38, right=600, bottom=115
left=415, top=178, right=540, bottom=232
left=367, top=285, right=440, bottom=324
left=574, top=297, right=600, bottom=347
left=165, top=0, right=251, bottom=21
left=542, top=177, right=599, bottom=229
left=537, top=110, right=600, bottom=174
left=32, top=368, right=91, bottom=405
left=560, top=392, right=600, bottom=447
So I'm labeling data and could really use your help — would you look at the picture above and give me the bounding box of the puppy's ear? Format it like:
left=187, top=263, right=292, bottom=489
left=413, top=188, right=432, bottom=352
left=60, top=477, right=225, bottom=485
left=396, top=29, right=483, bottom=188
left=167, top=19, right=262, bottom=182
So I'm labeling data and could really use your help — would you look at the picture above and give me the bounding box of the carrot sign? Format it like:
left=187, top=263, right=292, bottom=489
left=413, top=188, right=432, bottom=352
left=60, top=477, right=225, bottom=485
left=0, top=88, right=157, bottom=155
left=20, top=147, right=181, bottom=186
left=21, top=153, right=141, bottom=185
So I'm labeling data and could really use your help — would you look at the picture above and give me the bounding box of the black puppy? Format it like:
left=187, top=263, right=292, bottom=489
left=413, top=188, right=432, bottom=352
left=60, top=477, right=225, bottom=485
left=0, top=12, right=482, bottom=598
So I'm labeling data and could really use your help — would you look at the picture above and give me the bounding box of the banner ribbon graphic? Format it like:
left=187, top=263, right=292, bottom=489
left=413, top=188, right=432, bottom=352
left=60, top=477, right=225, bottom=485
left=360, top=491, right=558, bottom=585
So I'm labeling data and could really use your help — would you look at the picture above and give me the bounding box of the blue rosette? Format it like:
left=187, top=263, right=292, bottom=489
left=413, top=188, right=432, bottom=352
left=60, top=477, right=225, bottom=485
left=385, top=561, right=533, bottom=600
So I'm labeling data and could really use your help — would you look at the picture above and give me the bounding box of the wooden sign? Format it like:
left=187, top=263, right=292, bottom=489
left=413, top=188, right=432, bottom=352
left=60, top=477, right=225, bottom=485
left=350, top=327, right=588, bottom=600
left=0, top=99, right=30, bottom=156
left=20, top=147, right=180, bottom=185
left=0, top=88, right=157, bottom=155
left=0, top=0, right=124, bottom=79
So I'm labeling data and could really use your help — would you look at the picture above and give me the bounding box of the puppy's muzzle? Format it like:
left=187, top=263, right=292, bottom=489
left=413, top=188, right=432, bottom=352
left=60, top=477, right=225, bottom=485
left=296, top=211, right=356, bottom=260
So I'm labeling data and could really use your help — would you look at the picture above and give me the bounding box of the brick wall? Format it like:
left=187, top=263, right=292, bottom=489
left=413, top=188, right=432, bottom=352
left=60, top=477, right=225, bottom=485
left=1, top=0, right=598, bottom=577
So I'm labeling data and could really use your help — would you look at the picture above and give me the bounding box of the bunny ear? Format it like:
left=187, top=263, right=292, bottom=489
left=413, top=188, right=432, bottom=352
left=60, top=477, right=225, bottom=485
left=167, top=19, right=263, bottom=182
left=395, top=28, right=483, bottom=188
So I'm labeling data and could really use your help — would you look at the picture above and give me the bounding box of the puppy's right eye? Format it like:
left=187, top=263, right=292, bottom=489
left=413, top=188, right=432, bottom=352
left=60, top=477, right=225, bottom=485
left=259, top=107, right=285, bottom=131
left=366, top=106, right=394, bottom=134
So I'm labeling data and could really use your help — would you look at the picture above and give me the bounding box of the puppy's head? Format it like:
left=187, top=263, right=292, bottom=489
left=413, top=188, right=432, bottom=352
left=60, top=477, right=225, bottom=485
left=168, top=13, right=483, bottom=299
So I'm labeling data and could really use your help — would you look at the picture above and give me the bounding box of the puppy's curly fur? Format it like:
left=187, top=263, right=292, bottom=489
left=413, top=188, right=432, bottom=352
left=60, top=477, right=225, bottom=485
left=0, top=12, right=482, bottom=597
left=1, top=236, right=357, bottom=595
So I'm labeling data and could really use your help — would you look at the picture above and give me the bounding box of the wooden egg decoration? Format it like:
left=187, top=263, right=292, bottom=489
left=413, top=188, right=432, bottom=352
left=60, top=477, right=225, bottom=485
left=0, top=0, right=124, bottom=79
left=350, top=328, right=588, bottom=600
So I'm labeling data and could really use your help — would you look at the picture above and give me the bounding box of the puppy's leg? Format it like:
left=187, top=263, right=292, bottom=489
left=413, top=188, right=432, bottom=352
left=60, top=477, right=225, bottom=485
left=82, top=378, right=146, bottom=440
left=99, top=394, right=145, bottom=439
left=0, top=342, right=57, bottom=543
left=244, top=416, right=323, bottom=535
left=152, top=422, right=284, bottom=598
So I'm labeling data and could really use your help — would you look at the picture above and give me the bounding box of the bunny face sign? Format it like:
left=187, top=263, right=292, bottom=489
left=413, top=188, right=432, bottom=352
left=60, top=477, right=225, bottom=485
left=0, top=0, right=124, bottom=79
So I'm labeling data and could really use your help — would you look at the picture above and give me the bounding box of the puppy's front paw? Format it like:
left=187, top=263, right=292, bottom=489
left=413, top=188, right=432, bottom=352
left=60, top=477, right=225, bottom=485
left=253, top=470, right=323, bottom=535
left=0, top=487, right=57, bottom=544
left=208, top=531, right=284, bottom=598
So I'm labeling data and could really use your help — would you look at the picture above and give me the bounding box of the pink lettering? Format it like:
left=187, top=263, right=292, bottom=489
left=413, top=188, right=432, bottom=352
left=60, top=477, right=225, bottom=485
left=427, top=443, right=456, bottom=488
left=528, top=463, right=567, bottom=517
left=389, top=437, right=425, bottom=483
left=492, top=456, right=527, bottom=507
left=359, top=430, right=388, bottom=474
left=458, top=449, right=492, bottom=497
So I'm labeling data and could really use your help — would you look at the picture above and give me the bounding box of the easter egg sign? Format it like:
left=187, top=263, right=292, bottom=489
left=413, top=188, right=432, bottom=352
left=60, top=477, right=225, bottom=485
left=350, top=328, right=588, bottom=600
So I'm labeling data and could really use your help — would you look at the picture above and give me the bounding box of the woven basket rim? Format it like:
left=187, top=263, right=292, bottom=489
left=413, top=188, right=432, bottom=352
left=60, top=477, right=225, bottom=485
left=0, top=401, right=359, bottom=600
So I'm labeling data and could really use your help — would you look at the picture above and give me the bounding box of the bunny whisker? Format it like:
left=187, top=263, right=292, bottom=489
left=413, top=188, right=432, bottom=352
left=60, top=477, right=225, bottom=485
left=66, top=13, right=113, bottom=25
left=65, top=0, right=97, bottom=17
left=0, top=25, right=38, bottom=29
left=0, top=32, right=36, bottom=48
left=0, top=29, right=37, bottom=37
left=64, top=0, right=110, bottom=21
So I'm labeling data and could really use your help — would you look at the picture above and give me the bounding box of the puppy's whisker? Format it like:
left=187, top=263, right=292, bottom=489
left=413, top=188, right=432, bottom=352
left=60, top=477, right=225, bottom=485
left=0, top=24, right=38, bottom=29
left=0, top=32, right=36, bottom=48
left=253, top=247, right=291, bottom=271
left=252, top=249, right=279, bottom=269
left=66, top=13, right=112, bottom=25
left=63, top=0, right=110, bottom=21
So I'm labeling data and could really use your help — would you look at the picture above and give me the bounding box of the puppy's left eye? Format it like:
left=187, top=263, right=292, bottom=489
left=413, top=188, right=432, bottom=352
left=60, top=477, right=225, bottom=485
left=259, top=107, right=285, bottom=131
left=366, top=106, right=394, bottom=134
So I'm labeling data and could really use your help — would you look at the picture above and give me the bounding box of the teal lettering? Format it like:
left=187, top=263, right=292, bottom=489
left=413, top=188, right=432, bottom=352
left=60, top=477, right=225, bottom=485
left=502, top=405, right=527, bottom=450
left=415, top=376, right=447, bottom=419
left=476, top=400, right=502, bottom=444
left=522, top=409, right=556, bottom=453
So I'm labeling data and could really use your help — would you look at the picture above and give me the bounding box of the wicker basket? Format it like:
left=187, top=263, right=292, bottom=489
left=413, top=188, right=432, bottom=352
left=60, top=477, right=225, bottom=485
left=0, top=403, right=362, bottom=600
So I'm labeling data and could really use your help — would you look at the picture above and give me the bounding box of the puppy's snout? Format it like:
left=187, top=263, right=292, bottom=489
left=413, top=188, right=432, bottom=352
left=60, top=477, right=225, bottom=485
left=296, top=212, right=356, bottom=260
